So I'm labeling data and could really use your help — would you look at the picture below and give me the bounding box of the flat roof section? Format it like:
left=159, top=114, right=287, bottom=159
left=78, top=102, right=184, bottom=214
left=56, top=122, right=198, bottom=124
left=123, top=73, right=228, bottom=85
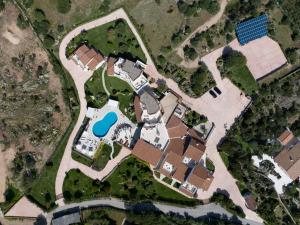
left=161, top=92, right=178, bottom=124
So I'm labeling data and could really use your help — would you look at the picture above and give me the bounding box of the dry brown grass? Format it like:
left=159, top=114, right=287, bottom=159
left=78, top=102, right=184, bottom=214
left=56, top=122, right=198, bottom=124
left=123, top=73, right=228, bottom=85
left=0, top=3, right=71, bottom=191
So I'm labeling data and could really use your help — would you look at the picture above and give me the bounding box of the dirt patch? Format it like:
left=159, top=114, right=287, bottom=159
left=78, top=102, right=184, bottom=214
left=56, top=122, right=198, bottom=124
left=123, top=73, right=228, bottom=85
left=0, top=3, right=71, bottom=191
left=0, top=145, right=16, bottom=202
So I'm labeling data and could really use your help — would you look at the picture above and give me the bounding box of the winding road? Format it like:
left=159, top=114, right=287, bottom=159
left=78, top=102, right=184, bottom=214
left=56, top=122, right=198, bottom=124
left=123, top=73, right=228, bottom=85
left=48, top=198, right=262, bottom=225
left=56, top=6, right=263, bottom=224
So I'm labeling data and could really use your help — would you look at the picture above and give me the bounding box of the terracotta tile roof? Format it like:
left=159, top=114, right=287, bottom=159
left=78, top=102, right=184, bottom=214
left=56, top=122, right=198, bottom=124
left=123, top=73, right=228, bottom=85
left=275, top=142, right=300, bottom=180
left=107, top=57, right=117, bottom=76
left=184, top=142, right=205, bottom=162
left=187, top=164, right=213, bottom=191
left=134, top=96, right=142, bottom=123
left=244, top=193, right=257, bottom=211
left=166, top=137, right=187, bottom=156
left=86, top=54, right=104, bottom=70
left=132, top=139, right=163, bottom=167
left=159, top=152, right=189, bottom=183
left=80, top=49, right=97, bottom=65
left=74, top=44, right=89, bottom=58
left=166, top=115, right=189, bottom=138
left=188, top=128, right=205, bottom=141
left=277, top=130, right=294, bottom=146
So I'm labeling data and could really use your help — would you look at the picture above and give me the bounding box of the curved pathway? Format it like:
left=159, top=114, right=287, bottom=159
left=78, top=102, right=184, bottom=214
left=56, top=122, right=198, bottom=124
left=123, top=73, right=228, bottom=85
left=101, top=64, right=110, bottom=96
left=57, top=7, right=262, bottom=223
left=47, top=198, right=262, bottom=225
left=175, top=0, right=229, bottom=63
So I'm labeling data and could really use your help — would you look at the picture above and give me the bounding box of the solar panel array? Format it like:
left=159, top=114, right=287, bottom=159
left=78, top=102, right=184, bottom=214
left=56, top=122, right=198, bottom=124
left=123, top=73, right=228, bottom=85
left=236, top=14, right=268, bottom=45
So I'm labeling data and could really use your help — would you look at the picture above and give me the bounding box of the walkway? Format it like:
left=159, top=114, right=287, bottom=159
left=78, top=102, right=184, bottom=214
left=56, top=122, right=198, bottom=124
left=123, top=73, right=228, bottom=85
left=101, top=64, right=110, bottom=96
left=47, top=198, right=262, bottom=225
left=57, top=7, right=262, bottom=223
left=175, top=0, right=229, bottom=65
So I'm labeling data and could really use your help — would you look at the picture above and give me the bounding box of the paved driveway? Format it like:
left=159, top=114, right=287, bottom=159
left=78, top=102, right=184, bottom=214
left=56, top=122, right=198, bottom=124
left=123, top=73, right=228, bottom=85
left=48, top=198, right=262, bottom=225
left=57, top=7, right=262, bottom=223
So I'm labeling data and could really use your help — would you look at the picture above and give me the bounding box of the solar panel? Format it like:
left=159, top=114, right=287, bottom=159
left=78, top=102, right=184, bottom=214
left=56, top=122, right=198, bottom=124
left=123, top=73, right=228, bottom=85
left=236, top=14, right=268, bottom=45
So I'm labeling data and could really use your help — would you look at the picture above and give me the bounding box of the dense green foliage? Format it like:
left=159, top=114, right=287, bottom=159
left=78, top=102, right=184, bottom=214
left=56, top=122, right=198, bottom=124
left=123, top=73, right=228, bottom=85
left=190, top=63, right=216, bottom=96
left=211, top=192, right=245, bottom=218
left=278, top=0, right=300, bottom=41
left=57, top=0, right=71, bottom=14
left=218, top=49, right=257, bottom=95
left=16, top=13, right=29, bottom=29
left=184, top=110, right=207, bottom=127
left=177, top=0, right=220, bottom=16
left=0, top=0, right=4, bottom=12
left=183, top=45, right=197, bottom=60
left=0, top=186, right=22, bottom=213
left=78, top=206, right=245, bottom=225
left=218, top=71, right=300, bottom=224
left=63, top=157, right=198, bottom=205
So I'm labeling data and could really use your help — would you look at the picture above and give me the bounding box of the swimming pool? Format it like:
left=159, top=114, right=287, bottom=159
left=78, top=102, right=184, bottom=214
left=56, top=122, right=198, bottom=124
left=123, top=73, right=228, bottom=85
left=92, top=112, right=118, bottom=138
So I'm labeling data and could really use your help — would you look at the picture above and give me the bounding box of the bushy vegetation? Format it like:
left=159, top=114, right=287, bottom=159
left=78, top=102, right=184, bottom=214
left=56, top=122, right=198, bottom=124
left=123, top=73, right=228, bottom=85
left=184, top=110, right=207, bottom=127
left=217, top=49, right=257, bottom=95
left=177, top=0, right=220, bottom=17
left=57, top=0, right=71, bottom=14
left=0, top=186, right=22, bottom=213
left=190, top=63, right=216, bottom=96
left=211, top=192, right=245, bottom=218
left=218, top=71, right=300, bottom=224
left=16, top=13, right=29, bottom=29
left=63, top=157, right=198, bottom=205
left=183, top=45, right=197, bottom=60
left=79, top=206, right=246, bottom=225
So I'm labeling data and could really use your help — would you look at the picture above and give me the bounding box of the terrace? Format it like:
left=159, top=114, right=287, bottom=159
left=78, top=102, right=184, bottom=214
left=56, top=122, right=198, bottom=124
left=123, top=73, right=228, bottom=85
left=75, top=99, right=137, bottom=158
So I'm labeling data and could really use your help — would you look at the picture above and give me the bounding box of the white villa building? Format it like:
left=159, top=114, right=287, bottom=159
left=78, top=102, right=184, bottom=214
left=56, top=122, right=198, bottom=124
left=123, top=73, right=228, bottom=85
left=114, top=58, right=148, bottom=92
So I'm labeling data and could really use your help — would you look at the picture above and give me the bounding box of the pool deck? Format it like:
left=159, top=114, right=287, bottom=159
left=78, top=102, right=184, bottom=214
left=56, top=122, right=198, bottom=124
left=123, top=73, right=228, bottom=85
left=76, top=100, right=137, bottom=158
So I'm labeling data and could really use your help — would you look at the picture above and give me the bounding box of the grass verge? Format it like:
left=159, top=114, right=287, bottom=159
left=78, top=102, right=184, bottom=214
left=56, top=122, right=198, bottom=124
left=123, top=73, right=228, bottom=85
left=63, top=156, right=198, bottom=206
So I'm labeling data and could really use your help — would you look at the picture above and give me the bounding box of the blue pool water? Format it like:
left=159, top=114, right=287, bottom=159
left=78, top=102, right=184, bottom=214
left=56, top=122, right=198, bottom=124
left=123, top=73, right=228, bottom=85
left=92, top=112, right=118, bottom=137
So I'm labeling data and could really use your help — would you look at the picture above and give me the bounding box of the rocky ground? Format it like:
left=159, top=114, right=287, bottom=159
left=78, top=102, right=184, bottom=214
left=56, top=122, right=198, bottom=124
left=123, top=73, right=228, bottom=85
left=0, top=3, right=71, bottom=198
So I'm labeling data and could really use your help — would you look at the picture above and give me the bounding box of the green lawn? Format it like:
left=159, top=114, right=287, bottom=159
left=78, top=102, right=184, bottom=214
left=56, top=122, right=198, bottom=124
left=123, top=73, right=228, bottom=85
left=71, top=150, right=93, bottom=167
left=85, top=69, right=136, bottom=122
left=112, top=143, right=122, bottom=158
left=72, top=144, right=113, bottom=171
left=66, top=20, right=146, bottom=62
left=226, top=64, right=258, bottom=95
left=220, top=151, right=229, bottom=168
left=219, top=51, right=258, bottom=95
left=0, top=186, right=22, bottom=213
left=27, top=109, right=79, bottom=210
left=63, top=157, right=198, bottom=206
left=93, top=144, right=112, bottom=171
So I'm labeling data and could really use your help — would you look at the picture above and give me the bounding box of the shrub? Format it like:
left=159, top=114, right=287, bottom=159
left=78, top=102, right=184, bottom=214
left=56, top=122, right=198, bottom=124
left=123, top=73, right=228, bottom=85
left=57, top=0, right=71, bottom=14
left=17, top=13, right=29, bottom=29
left=33, top=19, right=50, bottom=35
left=183, top=45, right=197, bottom=60
left=34, top=8, right=46, bottom=21
left=44, top=35, right=55, bottom=48
left=4, top=187, right=16, bottom=202
left=57, top=24, right=64, bottom=33
left=0, top=0, right=4, bottom=12
left=23, top=0, right=33, bottom=8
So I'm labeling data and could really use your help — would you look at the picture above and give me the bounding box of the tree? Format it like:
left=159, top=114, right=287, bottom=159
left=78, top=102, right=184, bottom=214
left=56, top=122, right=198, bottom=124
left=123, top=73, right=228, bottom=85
left=57, top=0, right=71, bottom=14
left=44, top=35, right=55, bottom=48
left=0, top=0, right=4, bottom=12
left=34, top=8, right=46, bottom=21
left=4, top=187, right=15, bottom=202
left=17, top=13, right=29, bottom=29
left=183, top=45, right=197, bottom=60
left=33, top=19, right=50, bottom=35
left=34, top=215, right=47, bottom=225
